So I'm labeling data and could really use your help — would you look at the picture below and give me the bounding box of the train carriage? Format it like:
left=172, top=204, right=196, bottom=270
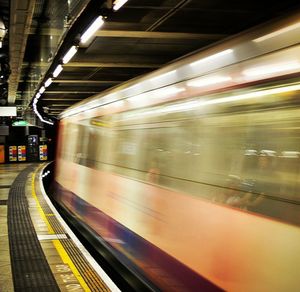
left=54, top=12, right=300, bottom=291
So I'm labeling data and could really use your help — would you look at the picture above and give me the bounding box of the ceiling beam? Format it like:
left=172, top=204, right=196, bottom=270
left=29, top=28, right=227, bottom=40
left=52, top=80, right=121, bottom=84
left=42, top=91, right=99, bottom=94
left=42, top=98, right=86, bottom=101
left=125, top=5, right=255, bottom=13
left=94, top=30, right=226, bottom=40
left=18, top=79, right=121, bottom=84
left=64, top=62, right=161, bottom=68
left=49, top=104, right=70, bottom=107
left=22, top=61, right=161, bottom=68
left=17, top=90, right=98, bottom=94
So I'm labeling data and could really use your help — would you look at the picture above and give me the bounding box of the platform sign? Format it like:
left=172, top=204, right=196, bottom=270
left=39, top=145, right=48, bottom=161
left=18, top=145, right=26, bottom=161
left=9, top=146, right=17, bottom=162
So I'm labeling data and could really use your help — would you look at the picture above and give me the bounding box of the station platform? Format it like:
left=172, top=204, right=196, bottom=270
left=0, top=163, right=119, bottom=292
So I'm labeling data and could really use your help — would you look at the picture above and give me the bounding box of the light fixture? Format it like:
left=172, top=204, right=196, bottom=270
left=53, top=64, right=63, bottom=77
left=39, top=86, right=45, bottom=94
left=190, top=49, right=233, bottom=67
left=80, top=16, right=104, bottom=43
left=45, top=77, right=53, bottom=87
left=62, top=45, right=78, bottom=64
left=242, top=61, right=300, bottom=77
left=113, top=0, right=128, bottom=11
left=33, top=102, right=54, bottom=125
left=35, top=92, right=41, bottom=99
left=187, top=75, right=232, bottom=87
left=253, top=22, right=300, bottom=43
left=0, top=18, right=6, bottom=49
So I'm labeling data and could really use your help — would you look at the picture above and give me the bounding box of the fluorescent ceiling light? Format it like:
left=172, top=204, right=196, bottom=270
left=62, top=46, right=78, bottom=64
left=254, top=22, right=300, bottom=43
left=39, top=86, right=45, bottom=94
left=243, top=61, right=300, bottom=77
left=187, top=75, right=232, bottom=87
left=190, top=49, right=233, bottom=67
left=35, top=92, right=41, bottom=99
left=113, top=0, right=128, bottom=11
left=80, top=16, right=104, bottom=43
left=53, top=64, right=63, bottom=77
left=44, top=120, right=54, bottom=125
left=45, top=78, right=53, bottom=87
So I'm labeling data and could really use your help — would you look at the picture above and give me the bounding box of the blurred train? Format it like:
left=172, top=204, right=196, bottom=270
left=54, top=11, right=300, bottom=291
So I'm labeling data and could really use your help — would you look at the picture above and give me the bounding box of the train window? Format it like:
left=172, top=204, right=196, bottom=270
left=61, top=88, right=300, bottom=226
left=60, top=122, right=80, bottom=162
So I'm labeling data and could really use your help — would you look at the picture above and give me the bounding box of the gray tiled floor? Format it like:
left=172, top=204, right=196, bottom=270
left=0, top=163, right=30, bottom=292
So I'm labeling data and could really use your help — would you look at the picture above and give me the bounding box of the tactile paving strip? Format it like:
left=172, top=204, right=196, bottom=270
left=37, top=178, right=111, bottom=291
left=7, top=165, right=60, bottom=292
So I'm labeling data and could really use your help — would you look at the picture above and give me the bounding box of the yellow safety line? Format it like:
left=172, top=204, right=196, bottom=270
left=31, top=170, right=54, bottom=234
left=52, top=239, right=91, bottom=292
left=31, top=167, right=91, bottom=292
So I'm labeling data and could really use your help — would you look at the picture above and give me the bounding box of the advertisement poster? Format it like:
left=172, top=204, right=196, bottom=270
left=39, top=145, right=48, bottom=161
left=18, top=145, right=26, bottom=161
left=0, top=145, right=4, bottom=163
left=9, top=146, right=17, bottom=162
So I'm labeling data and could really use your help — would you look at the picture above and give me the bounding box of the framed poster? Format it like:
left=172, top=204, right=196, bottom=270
left=9, top=146, right=17, bottom=162
left=18, top=146, right=26, bottom=161
left=39, top=145, right=48, bottom=161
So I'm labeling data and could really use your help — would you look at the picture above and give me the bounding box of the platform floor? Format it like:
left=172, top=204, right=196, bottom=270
left=0, top=164, right=28, bottom=291
left=0, top=163, right=118, bottom=292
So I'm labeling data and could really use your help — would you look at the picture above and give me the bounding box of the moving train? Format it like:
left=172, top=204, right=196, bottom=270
left=54, top=11, right=300, bottom=291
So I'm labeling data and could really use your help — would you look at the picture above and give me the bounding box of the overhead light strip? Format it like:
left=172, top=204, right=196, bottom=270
left=32, top=0, right=130, bottom=123
left=62, top=45, right=78, bottom=64
left=39, top=86, right=45, bottom=94
left=113, top=0, right=128, bottom=11
left=53, top=64, right=63, bottom=77
left=45, top=78, right=53, bottom=87
left=80, top=16, right=105, bottom=43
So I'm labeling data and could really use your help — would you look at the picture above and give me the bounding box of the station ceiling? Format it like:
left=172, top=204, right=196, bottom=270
left=4, top=0, right=300, bottom=120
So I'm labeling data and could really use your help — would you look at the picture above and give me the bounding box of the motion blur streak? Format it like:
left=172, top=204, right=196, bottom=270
left=55, top=11, right=300, bottom=291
